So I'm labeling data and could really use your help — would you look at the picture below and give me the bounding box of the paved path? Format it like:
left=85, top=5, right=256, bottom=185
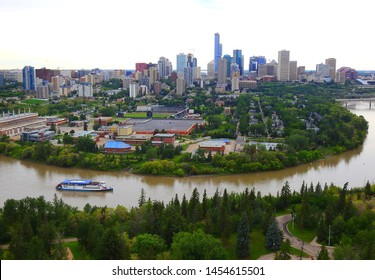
left=274, top=214, right=334, bottom=259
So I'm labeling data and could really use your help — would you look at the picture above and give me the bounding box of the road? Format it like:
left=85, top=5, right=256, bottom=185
left=258, top=214, right=334, bottom=260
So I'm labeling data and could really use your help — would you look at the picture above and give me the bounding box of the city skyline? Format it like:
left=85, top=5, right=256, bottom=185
left=0, top=0, right=374, bottom=70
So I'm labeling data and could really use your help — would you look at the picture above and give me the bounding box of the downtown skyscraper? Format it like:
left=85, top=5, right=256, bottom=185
left=22, top=66, right=36, bottom=91
left=214, top=33, right=222, bottom=73
left=277, top=50, right=290, bottom=81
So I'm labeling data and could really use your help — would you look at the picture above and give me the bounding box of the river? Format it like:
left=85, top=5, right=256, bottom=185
left=0, top=102, right=374, bottom=209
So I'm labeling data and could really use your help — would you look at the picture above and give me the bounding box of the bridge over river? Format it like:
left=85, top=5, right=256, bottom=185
left=336, top=97, right=375, bottom=108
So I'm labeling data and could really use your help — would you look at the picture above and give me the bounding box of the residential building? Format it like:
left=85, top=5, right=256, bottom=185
left=336, top=67, right=358, bottom=82
left=184, top=67, right=193, bottom=87
left=277, top=50, right=290, bottom=81
left=258, top=62, right=277, bottom=78
left=78, top=82, right=93, bottom=98
left=136, top=63, right=148, bottom=73
left=176, top=77, right=185, bottom=96
left=129, top=82, right=140, bottom=98
left=214, top=32, right=222, bottom=73
left=22, top=66, right=36, bottom=91
left=231, top=77, right=240, bottom=91
left=36, top=85, right=50, bottom=99
left=158, top=57, right=172, bottom=78
left=207, top=60, right=215, bottom=79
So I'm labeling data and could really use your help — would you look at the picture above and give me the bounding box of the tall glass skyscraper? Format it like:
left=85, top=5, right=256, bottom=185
left=176, top=53, right=187, bottom=75
left=214, top=33, right=222, bottom=73
left=249, top=56, right=266, bottom=73
left=22, top=66, right=36, bottom=91
left=233, top=49, right=244, bottom=76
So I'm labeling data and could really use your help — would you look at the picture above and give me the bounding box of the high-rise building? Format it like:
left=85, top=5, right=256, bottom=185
left=22, top=66, right=36, bottom=91
left=78, top=82, right=93, bottom=98
left=193, top=67, right=201, bottom=81
left=187, top=53, right=197, bottom=68
left=223, top=55, right=232, bottom=78
left=233, top=50, right=244, bottom=76
left=289, top=61, right=298, bottom=81
left=176, top=77, right=185, bottom=96
left=258, top=62, right=277, bottom=78
left=158, top=57, right=171, bottom=78
left=218, top=57, right=228, bottom=85
left=277, top=50, right=290, bottom=81
left=249, top=56, right=266, bottom=73
left=231, top=63, right=240, bottom=78
left=316, top=63, right=330, bottom=78
left=184, top=67, right=194, bottom=87
left=231, top=77, right=239, bottom=91
left=325, top=58, right=336, bottom=82
left=207, top=60, right=215, bottom=79
left=214, top=33, right=222, bottom=73
left=129, top=82, right=140, bottom=98
left=176, top=53, right=187, bottom=75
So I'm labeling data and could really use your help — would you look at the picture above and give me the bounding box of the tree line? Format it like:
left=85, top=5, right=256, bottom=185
left=1, top=181, right=374, bottom=260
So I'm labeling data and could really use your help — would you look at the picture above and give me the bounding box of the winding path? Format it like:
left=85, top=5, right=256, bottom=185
left=258, top=214, right=334, bottom=260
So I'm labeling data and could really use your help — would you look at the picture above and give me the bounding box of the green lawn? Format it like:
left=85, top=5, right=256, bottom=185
left=249, top=229, right=273, bottom=259
left=21, top=99, right=48, bottom=105
left=287, top=222, right=316, bottom=243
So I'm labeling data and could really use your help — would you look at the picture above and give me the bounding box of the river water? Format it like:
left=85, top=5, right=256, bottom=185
left=1, top=102, right=374, bottom=209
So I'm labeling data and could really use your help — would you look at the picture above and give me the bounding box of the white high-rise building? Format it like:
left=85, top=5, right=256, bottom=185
left=277, top=50, right=290, bottom=81
left=129, top=82, right=140, bottom=98
left=78, top=82, right=93, bottom=98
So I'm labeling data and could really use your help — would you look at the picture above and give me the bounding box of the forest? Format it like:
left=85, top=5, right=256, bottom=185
left=0, top=181, right=374, bottom=260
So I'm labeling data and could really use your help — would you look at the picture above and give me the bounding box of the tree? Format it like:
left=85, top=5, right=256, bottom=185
left=131, top=234, right=167, bottom=260
left=265, top=217, right=283, bottom=250
left=317, top=244, right=330, bottom=260
left=170, top=230, right=228, bottom=260
left=75, top=136, right=97, bottom=153
left=274, top=239, right=292, bottom=260
left=101, top=226, right=127, bottom=260
left=138, top=188, right=146, bottom=207
left=236, top=211, right=250, bottom=258
left=280, top=181, right=291, bottom=209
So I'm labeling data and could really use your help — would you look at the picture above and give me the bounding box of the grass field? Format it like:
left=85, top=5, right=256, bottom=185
left=21, top=99, right=48, bottom=105
left=287, top=222, right=316, bottom=243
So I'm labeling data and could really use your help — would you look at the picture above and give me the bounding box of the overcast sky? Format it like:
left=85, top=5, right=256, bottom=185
left=0, top=0, right=374, bottom=70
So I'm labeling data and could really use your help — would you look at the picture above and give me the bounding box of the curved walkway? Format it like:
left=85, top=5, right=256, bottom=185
left=258, top=214, right=334, bottom=260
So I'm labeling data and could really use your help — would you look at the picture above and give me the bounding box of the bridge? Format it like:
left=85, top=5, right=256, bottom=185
left=336, top=97, right=375, bottom=109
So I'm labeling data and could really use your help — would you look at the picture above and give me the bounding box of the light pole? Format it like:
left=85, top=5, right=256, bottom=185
left=288, top=209, right=295, bottom=230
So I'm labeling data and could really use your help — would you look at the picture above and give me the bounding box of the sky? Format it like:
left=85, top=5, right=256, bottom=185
left=0, top=0, right=374, bottom=71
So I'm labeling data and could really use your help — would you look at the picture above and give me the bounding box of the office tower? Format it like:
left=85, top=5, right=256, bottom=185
left=187, top=53, right=197, bottom=68
left=223, top=54, right=232, bottom=78
left=325, top=58, right=336, bottom=82
left=207, top=60, right=215, bottom=79
left=258, top=62, right=277, bottom=78
left=176, top=53, right=187, bottom=75
left=249, top=56, right=266, bottom=73
left=277, top=50, right=290, bottom=81
left=214, top=33, right=222, bottom=73
left=218, top=57, right=228, bottom=85
left=316, top=63, right=330, bottom=78
left=184, top=67, right=193, bottom=87
left=233, top=50, right=244, bottom=76
left=176, top=77, right=185, bottom=96
left=289, top=61, right=298, bottom=81
left=22, top=66, right=36, bottom=91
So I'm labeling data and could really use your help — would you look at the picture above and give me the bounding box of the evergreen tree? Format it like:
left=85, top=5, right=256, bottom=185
left=317, top=244, right=330, bottom=260
left=280, top=181, right=291, bottom=209
left=138, top=188, right=146, bottom=207
left=265, top=217, right=283, bottom=250
left=236, top=211, right=250, bottom=258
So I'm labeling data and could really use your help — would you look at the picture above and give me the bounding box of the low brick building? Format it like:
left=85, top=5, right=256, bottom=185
left=152, top=133, right=176, bottom=146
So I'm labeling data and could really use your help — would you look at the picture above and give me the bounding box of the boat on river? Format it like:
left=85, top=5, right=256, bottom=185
left=55, top=179, right=114, bottom=192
